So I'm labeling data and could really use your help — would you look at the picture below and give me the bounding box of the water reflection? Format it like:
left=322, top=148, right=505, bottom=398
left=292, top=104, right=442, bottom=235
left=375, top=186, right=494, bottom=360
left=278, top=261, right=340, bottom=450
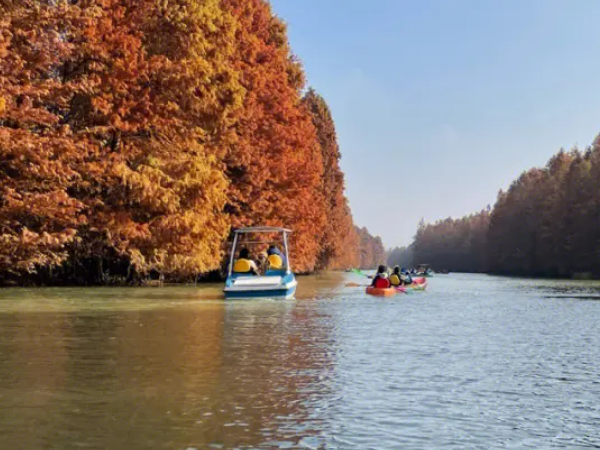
left=0, top=313, right=69, bottom=448
left=1, top=274, right=599, bottom=449
left=0, top=278, right=341, bottom=449
left=205, top=301, right=335, bottom=448
left=0, top=305, right=227, bottom=449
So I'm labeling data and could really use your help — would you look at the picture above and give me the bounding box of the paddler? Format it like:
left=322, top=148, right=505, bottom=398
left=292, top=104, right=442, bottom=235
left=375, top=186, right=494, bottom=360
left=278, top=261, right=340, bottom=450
left=400, top=268, right=413, bottom=285
left=389, top=266, right=402, bottom=287
left=370, top=265, right=390, bottom=287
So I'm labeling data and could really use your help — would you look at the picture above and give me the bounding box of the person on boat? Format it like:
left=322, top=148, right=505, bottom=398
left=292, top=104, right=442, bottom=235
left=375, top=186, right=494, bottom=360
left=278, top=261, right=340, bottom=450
left=389, top=266, right=402, bottom=287
left=257, top=251, right=269, bottom=272
left=267, top=245, right=287, bottom=269
left=370, top=265, right=390, bottom=288
left=400, top=268, right=413, bottom=285
left=233, top=248, right=259, bottom=275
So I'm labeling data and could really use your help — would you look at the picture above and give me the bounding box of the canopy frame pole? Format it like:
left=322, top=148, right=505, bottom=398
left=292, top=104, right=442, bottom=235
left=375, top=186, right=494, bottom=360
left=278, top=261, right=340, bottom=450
left=228, top=232, right=239, bottom=277
left=283, top=231, right=292, bottom=275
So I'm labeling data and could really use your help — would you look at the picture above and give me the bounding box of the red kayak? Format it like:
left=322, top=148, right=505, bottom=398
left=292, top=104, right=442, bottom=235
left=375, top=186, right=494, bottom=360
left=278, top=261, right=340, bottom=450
left=396, top=277, right=427, bottom=291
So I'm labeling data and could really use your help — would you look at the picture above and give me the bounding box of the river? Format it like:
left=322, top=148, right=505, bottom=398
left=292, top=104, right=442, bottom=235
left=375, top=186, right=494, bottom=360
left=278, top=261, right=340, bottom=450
left=0, top=273, right=599, bottom=449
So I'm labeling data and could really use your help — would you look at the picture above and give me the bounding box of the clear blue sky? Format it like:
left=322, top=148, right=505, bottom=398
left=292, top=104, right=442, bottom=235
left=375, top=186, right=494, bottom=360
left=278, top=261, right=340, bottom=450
left=270, top=0, right=600, bottom=248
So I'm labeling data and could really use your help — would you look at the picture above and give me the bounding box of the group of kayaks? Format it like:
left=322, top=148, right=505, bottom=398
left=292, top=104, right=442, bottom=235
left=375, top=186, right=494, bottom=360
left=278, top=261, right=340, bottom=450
left=348, top=268, right=428, bottom=297
left=365, top=277, right=428, bottom=297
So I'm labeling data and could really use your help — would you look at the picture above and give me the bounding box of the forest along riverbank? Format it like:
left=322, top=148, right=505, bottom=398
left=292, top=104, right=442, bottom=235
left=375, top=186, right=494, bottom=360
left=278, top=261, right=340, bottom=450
left=0, top=2, right=385, bottom=287
left=390, top=141, right=600, bottom=281
left=0, top=273, right=599, bottom=449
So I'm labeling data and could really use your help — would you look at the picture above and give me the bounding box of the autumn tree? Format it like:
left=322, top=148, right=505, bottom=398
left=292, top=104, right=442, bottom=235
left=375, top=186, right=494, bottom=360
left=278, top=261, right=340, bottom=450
left=0, top=0, right=243, bottom=284
left=303, top=88, right=355, bottom=270
left=0, top=3, right=88, bottom=282
left=355, top=226, right=385, bottom=269
left=223, top=0, right=326, bottom=273
left=331, top=204, right=361, bottom=269
left=1, top=0, right=371, bottom=285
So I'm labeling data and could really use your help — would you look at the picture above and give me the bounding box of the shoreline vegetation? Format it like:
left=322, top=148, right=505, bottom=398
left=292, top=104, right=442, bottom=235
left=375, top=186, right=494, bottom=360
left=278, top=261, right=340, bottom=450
left=388, top=135, right=600, bottom=280
left=0, top=0, right=384, bottom=287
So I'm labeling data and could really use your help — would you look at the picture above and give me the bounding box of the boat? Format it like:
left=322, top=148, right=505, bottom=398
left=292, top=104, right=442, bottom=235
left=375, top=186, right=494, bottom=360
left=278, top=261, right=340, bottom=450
left=414, top=264, right=434, bottom=277
left=366, top=286, right=397, bottom=297
left=224, top=226, right=297, bottom=299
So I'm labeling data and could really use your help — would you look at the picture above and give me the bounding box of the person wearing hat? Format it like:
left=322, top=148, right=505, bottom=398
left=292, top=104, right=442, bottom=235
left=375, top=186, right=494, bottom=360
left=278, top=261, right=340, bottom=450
left=370, top=265, right=390, bottom=288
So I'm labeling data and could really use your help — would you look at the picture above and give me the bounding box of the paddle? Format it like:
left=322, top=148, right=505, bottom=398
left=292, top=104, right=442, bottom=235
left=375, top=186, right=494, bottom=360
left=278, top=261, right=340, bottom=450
left=351, top=268, right=367, bottom=277
left=345, top=269, right=369, bottom=287
left=352, top=268, right=375, bottom=278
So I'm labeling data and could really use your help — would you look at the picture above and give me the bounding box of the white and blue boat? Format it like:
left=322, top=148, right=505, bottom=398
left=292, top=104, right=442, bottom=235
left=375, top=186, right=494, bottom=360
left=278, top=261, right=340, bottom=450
left=224, top=227, right=298, bottom=299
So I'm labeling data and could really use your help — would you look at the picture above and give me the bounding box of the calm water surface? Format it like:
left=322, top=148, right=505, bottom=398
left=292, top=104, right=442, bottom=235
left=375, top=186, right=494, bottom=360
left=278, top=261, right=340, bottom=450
left=1, top=273, right=599, bottom=449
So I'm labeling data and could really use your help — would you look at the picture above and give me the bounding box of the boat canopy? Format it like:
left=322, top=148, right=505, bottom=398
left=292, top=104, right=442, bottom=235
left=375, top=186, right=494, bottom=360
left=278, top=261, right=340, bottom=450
left=227, top=226, right=292, bottom=276
left=234, top=226, right=292, bottom=234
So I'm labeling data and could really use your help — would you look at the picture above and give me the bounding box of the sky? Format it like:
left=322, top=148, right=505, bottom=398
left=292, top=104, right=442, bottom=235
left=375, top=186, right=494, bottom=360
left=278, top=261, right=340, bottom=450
left=269, top=0, right=600, bottom=248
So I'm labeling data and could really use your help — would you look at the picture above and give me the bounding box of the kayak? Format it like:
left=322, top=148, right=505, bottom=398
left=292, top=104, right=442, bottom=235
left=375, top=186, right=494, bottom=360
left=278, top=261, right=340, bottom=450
left=401, top=277, right=427, bottom=291
left=366, top=286, right=397, bottom=297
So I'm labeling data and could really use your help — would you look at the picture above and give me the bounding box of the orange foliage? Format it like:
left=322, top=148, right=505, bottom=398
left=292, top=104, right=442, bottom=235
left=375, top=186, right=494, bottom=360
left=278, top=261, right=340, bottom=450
left=0, top=4, right=87, bottom=280
left=1, top=0, right=241, bottom=283
left=335, top=215, right=361, bottom=269
left=0, top=0, right=378, bottom=284
left=303, top=88, right=358, bottom=270
left=223, top=0, right=326, bottom=273
left=356, top=227, right=386, bottom=270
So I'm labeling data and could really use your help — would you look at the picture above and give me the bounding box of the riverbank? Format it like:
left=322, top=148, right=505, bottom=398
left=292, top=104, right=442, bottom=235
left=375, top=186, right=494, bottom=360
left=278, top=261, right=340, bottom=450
left=0, top=268, right=356, bottom=289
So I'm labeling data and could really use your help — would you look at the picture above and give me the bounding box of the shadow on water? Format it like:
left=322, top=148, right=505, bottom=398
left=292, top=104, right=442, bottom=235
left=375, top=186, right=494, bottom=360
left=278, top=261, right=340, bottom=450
left=543, top=295, right=600, bottom=301
left=518, top=279, right=600, bottom=301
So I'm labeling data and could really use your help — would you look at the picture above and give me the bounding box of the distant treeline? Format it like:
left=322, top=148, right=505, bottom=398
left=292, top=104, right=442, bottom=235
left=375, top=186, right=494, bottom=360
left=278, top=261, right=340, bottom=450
left=386, top=245, right=414, bottom=270
left=410, top=209, right=490, bottom=273
left=389, top=137, right=600, bottom=279
left=356, top=227, right=386, bottom=271
left=0, top=0, right=382, bottom=286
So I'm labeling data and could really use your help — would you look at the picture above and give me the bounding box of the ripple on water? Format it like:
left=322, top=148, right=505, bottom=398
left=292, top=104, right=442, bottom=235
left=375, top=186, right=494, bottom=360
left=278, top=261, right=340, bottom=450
left=0, top=274, right=599, bottom=449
